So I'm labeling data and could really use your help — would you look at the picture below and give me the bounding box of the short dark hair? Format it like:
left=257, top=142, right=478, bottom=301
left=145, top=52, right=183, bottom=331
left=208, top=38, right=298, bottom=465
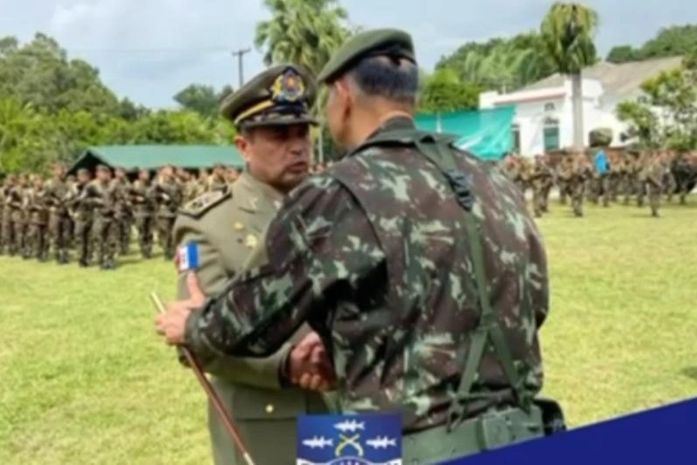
left=349, top=56, right=418, bottom=105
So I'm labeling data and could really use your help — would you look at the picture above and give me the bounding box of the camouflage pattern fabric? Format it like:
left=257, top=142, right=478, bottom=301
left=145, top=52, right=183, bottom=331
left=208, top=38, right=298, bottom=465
left=185, top=117, right=548, bottom=433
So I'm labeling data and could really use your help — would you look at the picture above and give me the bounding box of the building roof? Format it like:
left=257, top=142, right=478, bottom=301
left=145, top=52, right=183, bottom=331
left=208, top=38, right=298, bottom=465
left=522, top=56, right=683, bottom=100
left=69, top=145, right=244, bottom=174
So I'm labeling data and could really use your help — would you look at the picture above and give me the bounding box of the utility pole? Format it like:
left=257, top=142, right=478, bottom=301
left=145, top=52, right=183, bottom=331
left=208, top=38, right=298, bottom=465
left=232, top=48, right=251, bottom=88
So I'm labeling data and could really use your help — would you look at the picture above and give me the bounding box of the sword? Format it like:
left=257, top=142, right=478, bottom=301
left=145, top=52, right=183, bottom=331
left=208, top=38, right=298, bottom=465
left=150, top=292, right=256, bottom=465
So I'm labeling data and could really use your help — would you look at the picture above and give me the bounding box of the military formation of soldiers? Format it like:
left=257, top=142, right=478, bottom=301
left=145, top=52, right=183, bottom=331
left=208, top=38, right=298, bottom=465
left=504, top=149, right=697, bottom=218
left=0, top=162, right=244, bottom=270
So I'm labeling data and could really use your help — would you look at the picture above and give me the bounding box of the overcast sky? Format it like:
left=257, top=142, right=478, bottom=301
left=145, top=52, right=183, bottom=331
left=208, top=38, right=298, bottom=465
left=2, top=0, right=696, bottom=108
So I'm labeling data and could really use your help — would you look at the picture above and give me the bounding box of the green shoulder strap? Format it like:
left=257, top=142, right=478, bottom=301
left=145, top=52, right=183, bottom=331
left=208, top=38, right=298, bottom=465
left=350, top=127, right=532, bottom=420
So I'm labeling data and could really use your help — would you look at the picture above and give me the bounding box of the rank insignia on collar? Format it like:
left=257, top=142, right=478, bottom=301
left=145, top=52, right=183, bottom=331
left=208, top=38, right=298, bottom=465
left=271, top=68, right=305, bottom=104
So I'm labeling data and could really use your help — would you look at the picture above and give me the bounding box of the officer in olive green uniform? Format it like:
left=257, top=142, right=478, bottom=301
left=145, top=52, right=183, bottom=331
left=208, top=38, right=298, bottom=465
left=173, top=65, right=328, bottom=465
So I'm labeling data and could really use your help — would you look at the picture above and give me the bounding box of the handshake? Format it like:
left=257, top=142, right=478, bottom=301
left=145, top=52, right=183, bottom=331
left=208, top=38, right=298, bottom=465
left=154, top=272, right=336, bottom=392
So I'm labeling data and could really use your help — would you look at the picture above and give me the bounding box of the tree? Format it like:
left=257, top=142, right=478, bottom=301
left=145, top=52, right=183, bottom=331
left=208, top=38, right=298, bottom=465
left=541, top=2, right=599, bottom=150
left=418, top=68, right=482, bottom=112
left=641, top=25, right=697, bottom=60
left=436, top=32, right=556, bottom=92
left=0, top=33, right=119, bottom=116
left=617, top=51, right=697, bottom=150
left=174, top=84, right=221, bottom=118
left=255, top=0, right=350, bottom=75
left=607, top=45, right=640, bottom=63
left=255, top=0, right=351, bottom=161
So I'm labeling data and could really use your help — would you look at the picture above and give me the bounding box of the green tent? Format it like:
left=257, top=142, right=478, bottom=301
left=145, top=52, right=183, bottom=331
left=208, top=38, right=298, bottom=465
left=415, top=106, right=515, bottom=160
left=69, top=145, right=244, bottom=174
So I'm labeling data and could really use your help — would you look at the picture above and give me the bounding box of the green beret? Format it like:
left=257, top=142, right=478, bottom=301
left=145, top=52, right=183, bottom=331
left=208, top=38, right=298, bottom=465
left=318, top=28, right=415, bottom=83
left=221, top=64, right=317, bottom=128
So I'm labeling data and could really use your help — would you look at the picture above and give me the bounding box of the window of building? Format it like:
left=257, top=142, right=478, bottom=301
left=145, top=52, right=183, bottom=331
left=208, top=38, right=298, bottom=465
left=544, top=102, right=556, bottom=112
left=511, top=123, right=521, bottom=153
left=543, top=117, right=560, bottom=152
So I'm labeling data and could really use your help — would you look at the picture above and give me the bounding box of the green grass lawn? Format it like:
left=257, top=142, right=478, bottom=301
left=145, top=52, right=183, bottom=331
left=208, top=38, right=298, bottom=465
left=2, top=198, right=697, bottom=465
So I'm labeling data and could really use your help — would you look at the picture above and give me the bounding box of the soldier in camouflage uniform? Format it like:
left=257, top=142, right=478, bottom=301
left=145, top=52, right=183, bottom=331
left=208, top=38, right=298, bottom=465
left=558, top=153, right=592, bottom=217
left=70, top=168, right=94, bottom=267
left=25, top=176, right=49, bottom=261
left=208, top=164, right=228, bottom=192
left=6, top=175, right=28, bottom=256
left=643, top=152, right=668, bottom=217
left=111, top=167, right=133, bottom=255
left=531, top=155, right=554, bottom=218
left=157, top=29, right=558, bottom=464
left=153, top=165, right=183, bottom=260
left=85, top=165, right=119, bottom=270
left=44, top=163, right=72, bottom=264
left=131, top=169, right=155, bottom=259
left=0, top=177, right=8, bottom=255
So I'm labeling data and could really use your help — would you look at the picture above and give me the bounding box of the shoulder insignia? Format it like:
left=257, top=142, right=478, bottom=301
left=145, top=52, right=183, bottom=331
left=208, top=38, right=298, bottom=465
left=179, top=188, right=231, bottom=218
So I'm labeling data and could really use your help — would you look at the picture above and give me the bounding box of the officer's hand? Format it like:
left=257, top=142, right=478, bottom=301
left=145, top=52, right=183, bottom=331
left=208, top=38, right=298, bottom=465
left=289, top=332, right=336, bottom=391
left=154, top=273, right=205, bottom=345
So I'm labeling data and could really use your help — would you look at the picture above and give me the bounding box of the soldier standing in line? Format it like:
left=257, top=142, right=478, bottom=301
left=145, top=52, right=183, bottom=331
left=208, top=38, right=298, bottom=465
left=0, top=175, right=16, bottom=255
left=531, top=155, right=554, bottom=218
left=7, top=175, right=28, bottom=257
left=224, top=166, right=240, bottom=189
left=111, top=167, right=133, bottom=256
left=643, top=152, right=668, bottom=218
left=192, top=168, right=209, bottom=198
left=85, top=165, right=119, bottom=270
left=44, top=163, right=72, bottom=264
left=131, top=168, right=155, bottom=259
left=0, top=177, right=6, bottom=255
left=208, top=164, right=228, bottom=192
left=592, top=146, right=611, bottom=207
left=661, top=150, right=677, bottom=203
left=153, top=165, right=183, bottom=260
left=25, top=176, right=49, bottom=261
left=70, top=168, right=94, bottom=267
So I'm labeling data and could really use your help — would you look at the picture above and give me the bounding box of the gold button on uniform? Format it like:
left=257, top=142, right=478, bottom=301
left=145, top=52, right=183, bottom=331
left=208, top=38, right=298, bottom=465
left=265, top=404, right=275, bottom=414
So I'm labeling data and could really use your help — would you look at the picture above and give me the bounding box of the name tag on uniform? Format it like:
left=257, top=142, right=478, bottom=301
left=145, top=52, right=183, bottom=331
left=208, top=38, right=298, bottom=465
left=176, top=242, right=199, bottom=272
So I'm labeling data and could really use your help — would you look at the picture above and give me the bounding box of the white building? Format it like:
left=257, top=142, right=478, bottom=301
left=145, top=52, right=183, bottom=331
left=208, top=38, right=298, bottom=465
left=479, top=57, right=682, bottom=156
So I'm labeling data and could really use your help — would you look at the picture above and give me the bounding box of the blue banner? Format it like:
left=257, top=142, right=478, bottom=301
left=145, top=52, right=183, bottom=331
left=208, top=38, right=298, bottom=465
left=415, top=107, right=515, bottom=161
left=443, top=397, right=697, bottom=464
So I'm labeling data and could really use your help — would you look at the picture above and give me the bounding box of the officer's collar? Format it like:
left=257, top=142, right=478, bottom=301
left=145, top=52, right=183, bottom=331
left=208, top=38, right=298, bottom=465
left=366, top=115, right=415, bottom=141
left=236, top=171, right=285, bottom=213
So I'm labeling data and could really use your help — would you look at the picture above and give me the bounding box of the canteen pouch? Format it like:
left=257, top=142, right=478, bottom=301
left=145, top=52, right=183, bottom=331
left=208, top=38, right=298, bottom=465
left=534, top=398, right=566, bottom=435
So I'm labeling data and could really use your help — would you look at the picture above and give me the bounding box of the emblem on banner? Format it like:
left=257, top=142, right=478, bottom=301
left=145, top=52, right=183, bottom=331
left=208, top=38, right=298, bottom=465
left=297, top=414, right=402, bottom=465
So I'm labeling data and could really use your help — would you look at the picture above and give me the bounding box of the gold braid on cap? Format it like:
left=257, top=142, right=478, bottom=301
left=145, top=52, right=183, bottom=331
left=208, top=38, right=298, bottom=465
left=234, top=68, right=307, bottom=126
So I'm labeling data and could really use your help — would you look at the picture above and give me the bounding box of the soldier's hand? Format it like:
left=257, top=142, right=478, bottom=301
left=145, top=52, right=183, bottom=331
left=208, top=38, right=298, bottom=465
left=289, top=332, right=336, bottom=391
left=154, top=273, right=206, bottom=345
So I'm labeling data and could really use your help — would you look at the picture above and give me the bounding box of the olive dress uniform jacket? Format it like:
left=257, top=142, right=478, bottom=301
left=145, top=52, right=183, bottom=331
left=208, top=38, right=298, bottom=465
left=173, top=172, right=327, bottom=465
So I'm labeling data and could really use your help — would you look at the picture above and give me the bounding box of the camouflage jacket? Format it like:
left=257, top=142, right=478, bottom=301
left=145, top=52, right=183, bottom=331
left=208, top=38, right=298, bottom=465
left=43, top=177, right=71, bottom=214
left=185, top=117, right=549, bottom=432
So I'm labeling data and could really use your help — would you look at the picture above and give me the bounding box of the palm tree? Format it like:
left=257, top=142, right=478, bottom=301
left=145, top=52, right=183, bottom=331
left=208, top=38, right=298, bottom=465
left=541, top=3, right=599, bottom=150
left=255, top=0, right=350, bottom=161
left=255, top=0, right=349, bottom=75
